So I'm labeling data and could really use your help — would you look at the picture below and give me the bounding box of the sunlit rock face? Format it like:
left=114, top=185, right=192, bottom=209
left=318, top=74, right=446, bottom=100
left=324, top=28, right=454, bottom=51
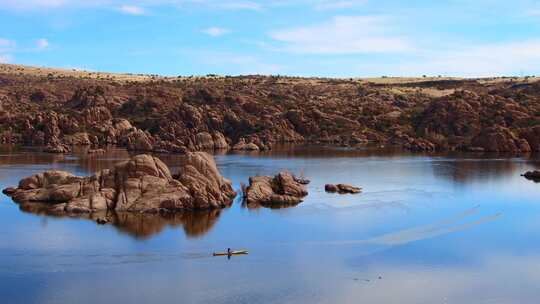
left=2, top=152, right=237, bottom=213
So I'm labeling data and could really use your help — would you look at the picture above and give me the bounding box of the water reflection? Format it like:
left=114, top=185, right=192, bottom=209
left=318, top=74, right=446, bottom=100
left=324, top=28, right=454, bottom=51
left=430, top=154, right=540, bottom=184
left=2, top=144, right=540, bottom=304
left=17, top=202, right=224, bottom=239
left=241, top=200, right=302, bottom=210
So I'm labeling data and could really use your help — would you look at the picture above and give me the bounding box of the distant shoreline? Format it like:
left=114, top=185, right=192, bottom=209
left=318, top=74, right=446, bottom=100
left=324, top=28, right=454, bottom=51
left=1, top=63, right=536, bottom=84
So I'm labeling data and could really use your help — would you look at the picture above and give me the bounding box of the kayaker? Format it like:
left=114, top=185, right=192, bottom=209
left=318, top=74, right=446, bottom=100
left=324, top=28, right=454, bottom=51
left=227, top=248, right=232, bottom=256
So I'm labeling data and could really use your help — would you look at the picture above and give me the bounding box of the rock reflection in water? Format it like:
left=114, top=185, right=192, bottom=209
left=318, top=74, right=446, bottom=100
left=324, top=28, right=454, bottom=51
left=241, top=200, right=301, bottom=210
left=429, top=153, right=540, bottom=184
left=17, top=202, right=223, bottom=240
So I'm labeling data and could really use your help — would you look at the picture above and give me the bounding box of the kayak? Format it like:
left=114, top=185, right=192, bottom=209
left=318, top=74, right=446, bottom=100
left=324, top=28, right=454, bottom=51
left=213, top=250, right=249, bottom=256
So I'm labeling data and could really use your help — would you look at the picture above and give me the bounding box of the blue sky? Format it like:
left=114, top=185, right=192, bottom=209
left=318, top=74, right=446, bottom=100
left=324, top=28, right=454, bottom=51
left=1, top=0, right=540, bottom=77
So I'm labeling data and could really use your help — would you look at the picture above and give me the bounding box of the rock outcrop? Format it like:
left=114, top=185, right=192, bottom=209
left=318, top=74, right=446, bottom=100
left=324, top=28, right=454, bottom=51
left=232, top=138, right=260, bottom=151
left=3, top=67, right=540, bottom=154
left=244, top=172, right=308, bottom=206
left=2, top=152, right=237, bottom=213
left=325, top=184, right=362, bottom=194
left=470, top=127, right=531, bottom=152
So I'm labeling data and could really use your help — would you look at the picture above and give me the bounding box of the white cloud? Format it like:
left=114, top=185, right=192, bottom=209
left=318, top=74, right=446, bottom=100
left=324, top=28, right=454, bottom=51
left=525, top=8, right=540, bottom=16
left=197, top=51, right=282, bottom=75
left=36, top=38, right=50, bottom=50
left=270, top=15, right=414, bottom=54
left=0, top=38, right=15, bottom=63
left=0, top=0, right=264, bottom=11
left=201, top=27, right=230, bottom=37
left=399, top=40, right=540, bottom=77
left=0, top=54, right=13, bottom=63
left=227, top=55, right=282, bottom=74
left=0, top=0, right=368, bottom=12
left=314, top=0, right=366, bottom=10
left=0, top=0, right=69, bottom=10
left=0, top=38, right=16, bottom=52
left=215, top=1, right=262, bottom=11
left=119, top=4, right=145, bottom=15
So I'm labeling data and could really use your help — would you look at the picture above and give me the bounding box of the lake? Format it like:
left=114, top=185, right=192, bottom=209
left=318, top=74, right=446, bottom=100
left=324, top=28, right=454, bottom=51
left=1, top=145, right=540, bottom=304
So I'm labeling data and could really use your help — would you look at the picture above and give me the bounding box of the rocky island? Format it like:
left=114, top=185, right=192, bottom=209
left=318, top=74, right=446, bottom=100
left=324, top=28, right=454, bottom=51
left=2, top=152, right=237, bottom=213
left=243, top=172, right=309, bottom=207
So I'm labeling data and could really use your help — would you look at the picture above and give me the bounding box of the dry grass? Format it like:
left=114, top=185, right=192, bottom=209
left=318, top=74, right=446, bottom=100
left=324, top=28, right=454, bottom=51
left=385, top=87, right=456, bottom=97
left=1, top=63, right=538, bottom=86
left=477, top=76, right=540, bottom=84
left=0, top=63, right=164, bottom=82
left=358, top=76, right=464, bottom=84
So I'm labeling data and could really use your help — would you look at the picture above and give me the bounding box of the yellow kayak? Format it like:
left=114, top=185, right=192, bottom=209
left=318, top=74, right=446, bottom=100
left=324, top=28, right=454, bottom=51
left=213, top=250, right=249, bottom=256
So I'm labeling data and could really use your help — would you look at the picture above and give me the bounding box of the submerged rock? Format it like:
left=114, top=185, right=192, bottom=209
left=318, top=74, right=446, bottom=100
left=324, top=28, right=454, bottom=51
left=325, top=184, right=362, bottom=194
left=244, top=172, right=308, bottom=206
left=3, top=152, right=237, bottom=213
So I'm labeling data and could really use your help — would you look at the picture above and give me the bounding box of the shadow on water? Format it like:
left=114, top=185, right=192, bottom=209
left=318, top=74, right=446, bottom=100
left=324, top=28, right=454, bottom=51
left=17, top=202, right=224, bottom=240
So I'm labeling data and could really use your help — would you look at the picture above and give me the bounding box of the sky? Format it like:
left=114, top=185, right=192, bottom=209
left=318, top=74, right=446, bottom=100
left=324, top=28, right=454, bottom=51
left=1, top=0, right=540, bottom=77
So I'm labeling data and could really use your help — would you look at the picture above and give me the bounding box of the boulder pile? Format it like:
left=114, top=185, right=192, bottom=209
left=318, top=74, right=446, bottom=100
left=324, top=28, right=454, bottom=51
left=243, top=172, right=308, bottom=206
left=2, top=152, right=237, bottom=213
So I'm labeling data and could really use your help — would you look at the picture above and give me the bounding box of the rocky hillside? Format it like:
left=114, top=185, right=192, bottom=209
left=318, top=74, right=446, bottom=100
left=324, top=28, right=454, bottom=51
left=1, top=64, right=540, bottom=153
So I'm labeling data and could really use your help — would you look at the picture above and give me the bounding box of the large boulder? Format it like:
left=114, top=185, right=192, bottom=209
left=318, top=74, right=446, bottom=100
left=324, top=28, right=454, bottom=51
left=212, top=132, right=229, bottom=150
left=325, top=183, right=362, bottom=194
left=232, top=138, right=260, bottom=151
left=193, top=131, right=229, bottom=150
left=3, top=152, right=237, bottom=213
left=194, top=132, right=215, bottom=150
left=244, top=172, right=308, bottom=206
left=125, top=129, right=154, bottom=151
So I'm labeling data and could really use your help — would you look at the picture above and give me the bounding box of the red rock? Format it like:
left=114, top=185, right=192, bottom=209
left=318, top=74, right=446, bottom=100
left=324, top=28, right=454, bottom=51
left=244, top=172, right=308, bottom=206
left=470, top=126, right=528, bottom=152
left=2, top=69, right=540, bottom=154
left=325, top=184, right=362, bottom=194
left=3, top=152, right=236, bottom=213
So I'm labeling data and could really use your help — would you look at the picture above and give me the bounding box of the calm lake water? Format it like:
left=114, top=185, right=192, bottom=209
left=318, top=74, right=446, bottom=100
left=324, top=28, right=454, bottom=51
left=1, top=145, right=540, bottom=304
